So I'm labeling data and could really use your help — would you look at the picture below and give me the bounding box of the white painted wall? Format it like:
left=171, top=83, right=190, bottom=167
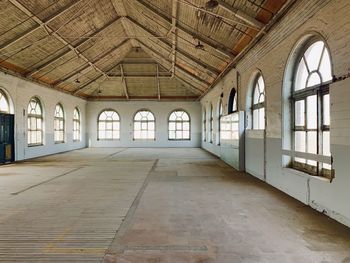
left=201, top=0, right=350, bottom=227
left=0, top=72, right=87, bottom=161
left=87, top=101, right=201, bottom=147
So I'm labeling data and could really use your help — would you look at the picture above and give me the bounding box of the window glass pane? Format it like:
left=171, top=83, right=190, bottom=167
left=253, top=109, right=259, bottom=129
left=307, top=95, right=317, bottom=129
left=148, top=122, right=155, bottom=131
left=323, top=131, right=331, bottom=156
left=295, top=58, right=308, bottom=91
left=319, top=48, right=332, bottom=82
left=323, top=94, right=330, bottom=126
left=183, top=122, right=190, bottom=130
left=183, top=131, right=190, bottom=139
left=295, top=100, right=305, bottom=126
left=307, top=72, right=321, bottom=87
left=259, top=108, right=265, bottom=130
left=294, top=131, right=306, bottom=164
left=304, top=41, right=324, bottom=71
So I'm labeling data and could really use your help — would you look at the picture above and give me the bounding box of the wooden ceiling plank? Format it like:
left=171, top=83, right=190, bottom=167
left=0, top=0, right=85, bottom=53
left=27, top=17, right=122, bottom=77
left=8, top=0, right=109, bottom=79
left=54, top=39, right=129, bottom=86
left=126, top=17, right=220, bottom=76
left=133, top=0, right=236, bottom=59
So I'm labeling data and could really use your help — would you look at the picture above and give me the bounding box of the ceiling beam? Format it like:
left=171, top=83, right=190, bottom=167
left=27, top=17, right=122, bottom=77
left=8, top=0, right=109, bottom=79
left=120, top=65, right=129, bottom=100
left=216, top=0, right=264, bottom=29
left=156, top=64, right=161, bottom=101
left=134, top=0, right=236, bottom=59
left=108, top=74, right=172, bottom=78
left=53, top=39, right=129, bottom=86
left=171, top=0, right=178, bottom=77
left=126, top=17, right=220, bottom=76
left=137, top=40, right=210, bottom=87
left=0, top=0, right=85, bottom=53
left=137, top=40, right=204, bottom=94
left=72, top=60, right=125, bottom=95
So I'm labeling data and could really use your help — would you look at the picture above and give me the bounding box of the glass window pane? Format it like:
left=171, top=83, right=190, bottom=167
left=295, top=100, right=305, bottom=126
left=307, top=95, right=317, bottom=129
left=307, top=72, right=321, bottom=87
left=323, top=94, right=330, bottom=126
left=259, top=108, right=265, bottom=130
left=295, top=58, right=308, bottom=91
left=319, top=48, right=332, bottom=82
left=323, top=131, right=330, bottom=156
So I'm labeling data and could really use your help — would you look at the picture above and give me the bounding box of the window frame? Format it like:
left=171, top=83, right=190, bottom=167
left=168, top=109, right=191, bottom=141
left=252, top=74, right=266, bottom=130
left=217, top=100, right=223, bottom=145
left=97, top=109, right=120, bottom=141
left=209, top=104, right=214, bottom=143
left=133, top=109, right=156, bottom=141
left=228, top=88, right=237, bottom=114
left=27, top=97, right=44, bottom=147
left=54, top=103, right=65, bottom=143
left=289, top=38, right=333, bottom=179
left=0, top=89, right=10, bottom=114
left=73, top=107, right=81, bottom=142
left=203, top=108, right=207, bottom=142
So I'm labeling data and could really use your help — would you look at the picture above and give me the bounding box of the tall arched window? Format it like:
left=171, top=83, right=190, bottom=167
left=203, top=109, right=206, bottom=142
left=54, top=104, right=65, bottom=143
left=134, top=110, right=155, bottom=140
left=98, top=110, right=120, bottom=140
left=168, top=110, right=190, bottom=140
left=73, top=107, right=81, bottom=141
left=209, top=104, right=213, bottom=143
left=218, top=100, right=223, bottom=145
left=252, top=75, right=265, bottom=130
left=0, top=89, right=10, bottom=113
left=228, top=88, right=237, bottom=114
left=27, top=97, right=43, bottom=146
left=289, top=39, right=333, bottom=178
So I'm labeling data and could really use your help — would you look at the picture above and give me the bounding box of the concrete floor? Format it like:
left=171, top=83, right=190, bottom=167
left=0, top=148, right=349, bottom=262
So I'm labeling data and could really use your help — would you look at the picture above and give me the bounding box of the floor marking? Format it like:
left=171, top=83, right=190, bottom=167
left=11, top=167, right=83, bottom=195
left=104, top=148, right=129, bottom=159
left=103, top=159, right=158, bottom=257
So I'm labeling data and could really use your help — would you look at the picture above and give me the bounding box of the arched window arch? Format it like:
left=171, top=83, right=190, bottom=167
left=168, top=110, right=190, bottom=140
left=228, top=88, right=237, bottom=114
left=98, top=110, right=120, bottom=140
left=73, top=107, right=81, bottom=141
left=27, top=97, right=43, bottom=146
left=252, top=74, right=265, bottom=130
left=54, top=103, right=65, bottom=143
left=0, top=89, right=10, bottom=113
left=134, top=110, right=155, bottom=140
left=285, top=37, right=333, bottom=178
left=217, top=100, right=223, bottom=145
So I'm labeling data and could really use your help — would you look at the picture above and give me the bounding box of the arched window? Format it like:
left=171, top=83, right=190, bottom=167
left=218, top=100, right=223, bottom=145
left=168, top=110, right=190, bottom=140
left=134, top=110, right=155, bottom=140
left=290, top=39, right=333, bottom=177
left=209, top=104, right=214, bottom=143
left=228, top=88, right=237, bottom=114
left=0, top=89, right=10, bottom=113
left=73, top=108, right=81, bottom=141
left=54, top=104, right=65, bottom=143
left=252, top=75, right=265, bottom=130
left=27, top=97, right=43, bottom=146
left=203, top=108, right=206, bottom=141
left=98, top=110, right=120, bottom=140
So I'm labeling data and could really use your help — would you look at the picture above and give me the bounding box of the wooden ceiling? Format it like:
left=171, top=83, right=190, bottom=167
left=0, top=0, right=288, bottom=101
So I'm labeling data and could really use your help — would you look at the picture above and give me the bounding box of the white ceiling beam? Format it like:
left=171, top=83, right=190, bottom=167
left=171, top=0, right=178, bottom=77
left=120, top=65, right=129, bottom=100
left=216, top=0, right=264, bottom=29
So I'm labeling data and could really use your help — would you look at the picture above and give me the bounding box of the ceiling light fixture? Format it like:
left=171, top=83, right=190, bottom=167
left=195, top=40, right=205, bottom=50
left=205, top=0, right=219, bottom=9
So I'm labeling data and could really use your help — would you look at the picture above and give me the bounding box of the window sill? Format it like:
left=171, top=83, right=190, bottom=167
left=97, top=139, right=120, bottom=141
left=28, top=144, right=44, bottom=148
left=282, top=167, right=331, bottom=183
